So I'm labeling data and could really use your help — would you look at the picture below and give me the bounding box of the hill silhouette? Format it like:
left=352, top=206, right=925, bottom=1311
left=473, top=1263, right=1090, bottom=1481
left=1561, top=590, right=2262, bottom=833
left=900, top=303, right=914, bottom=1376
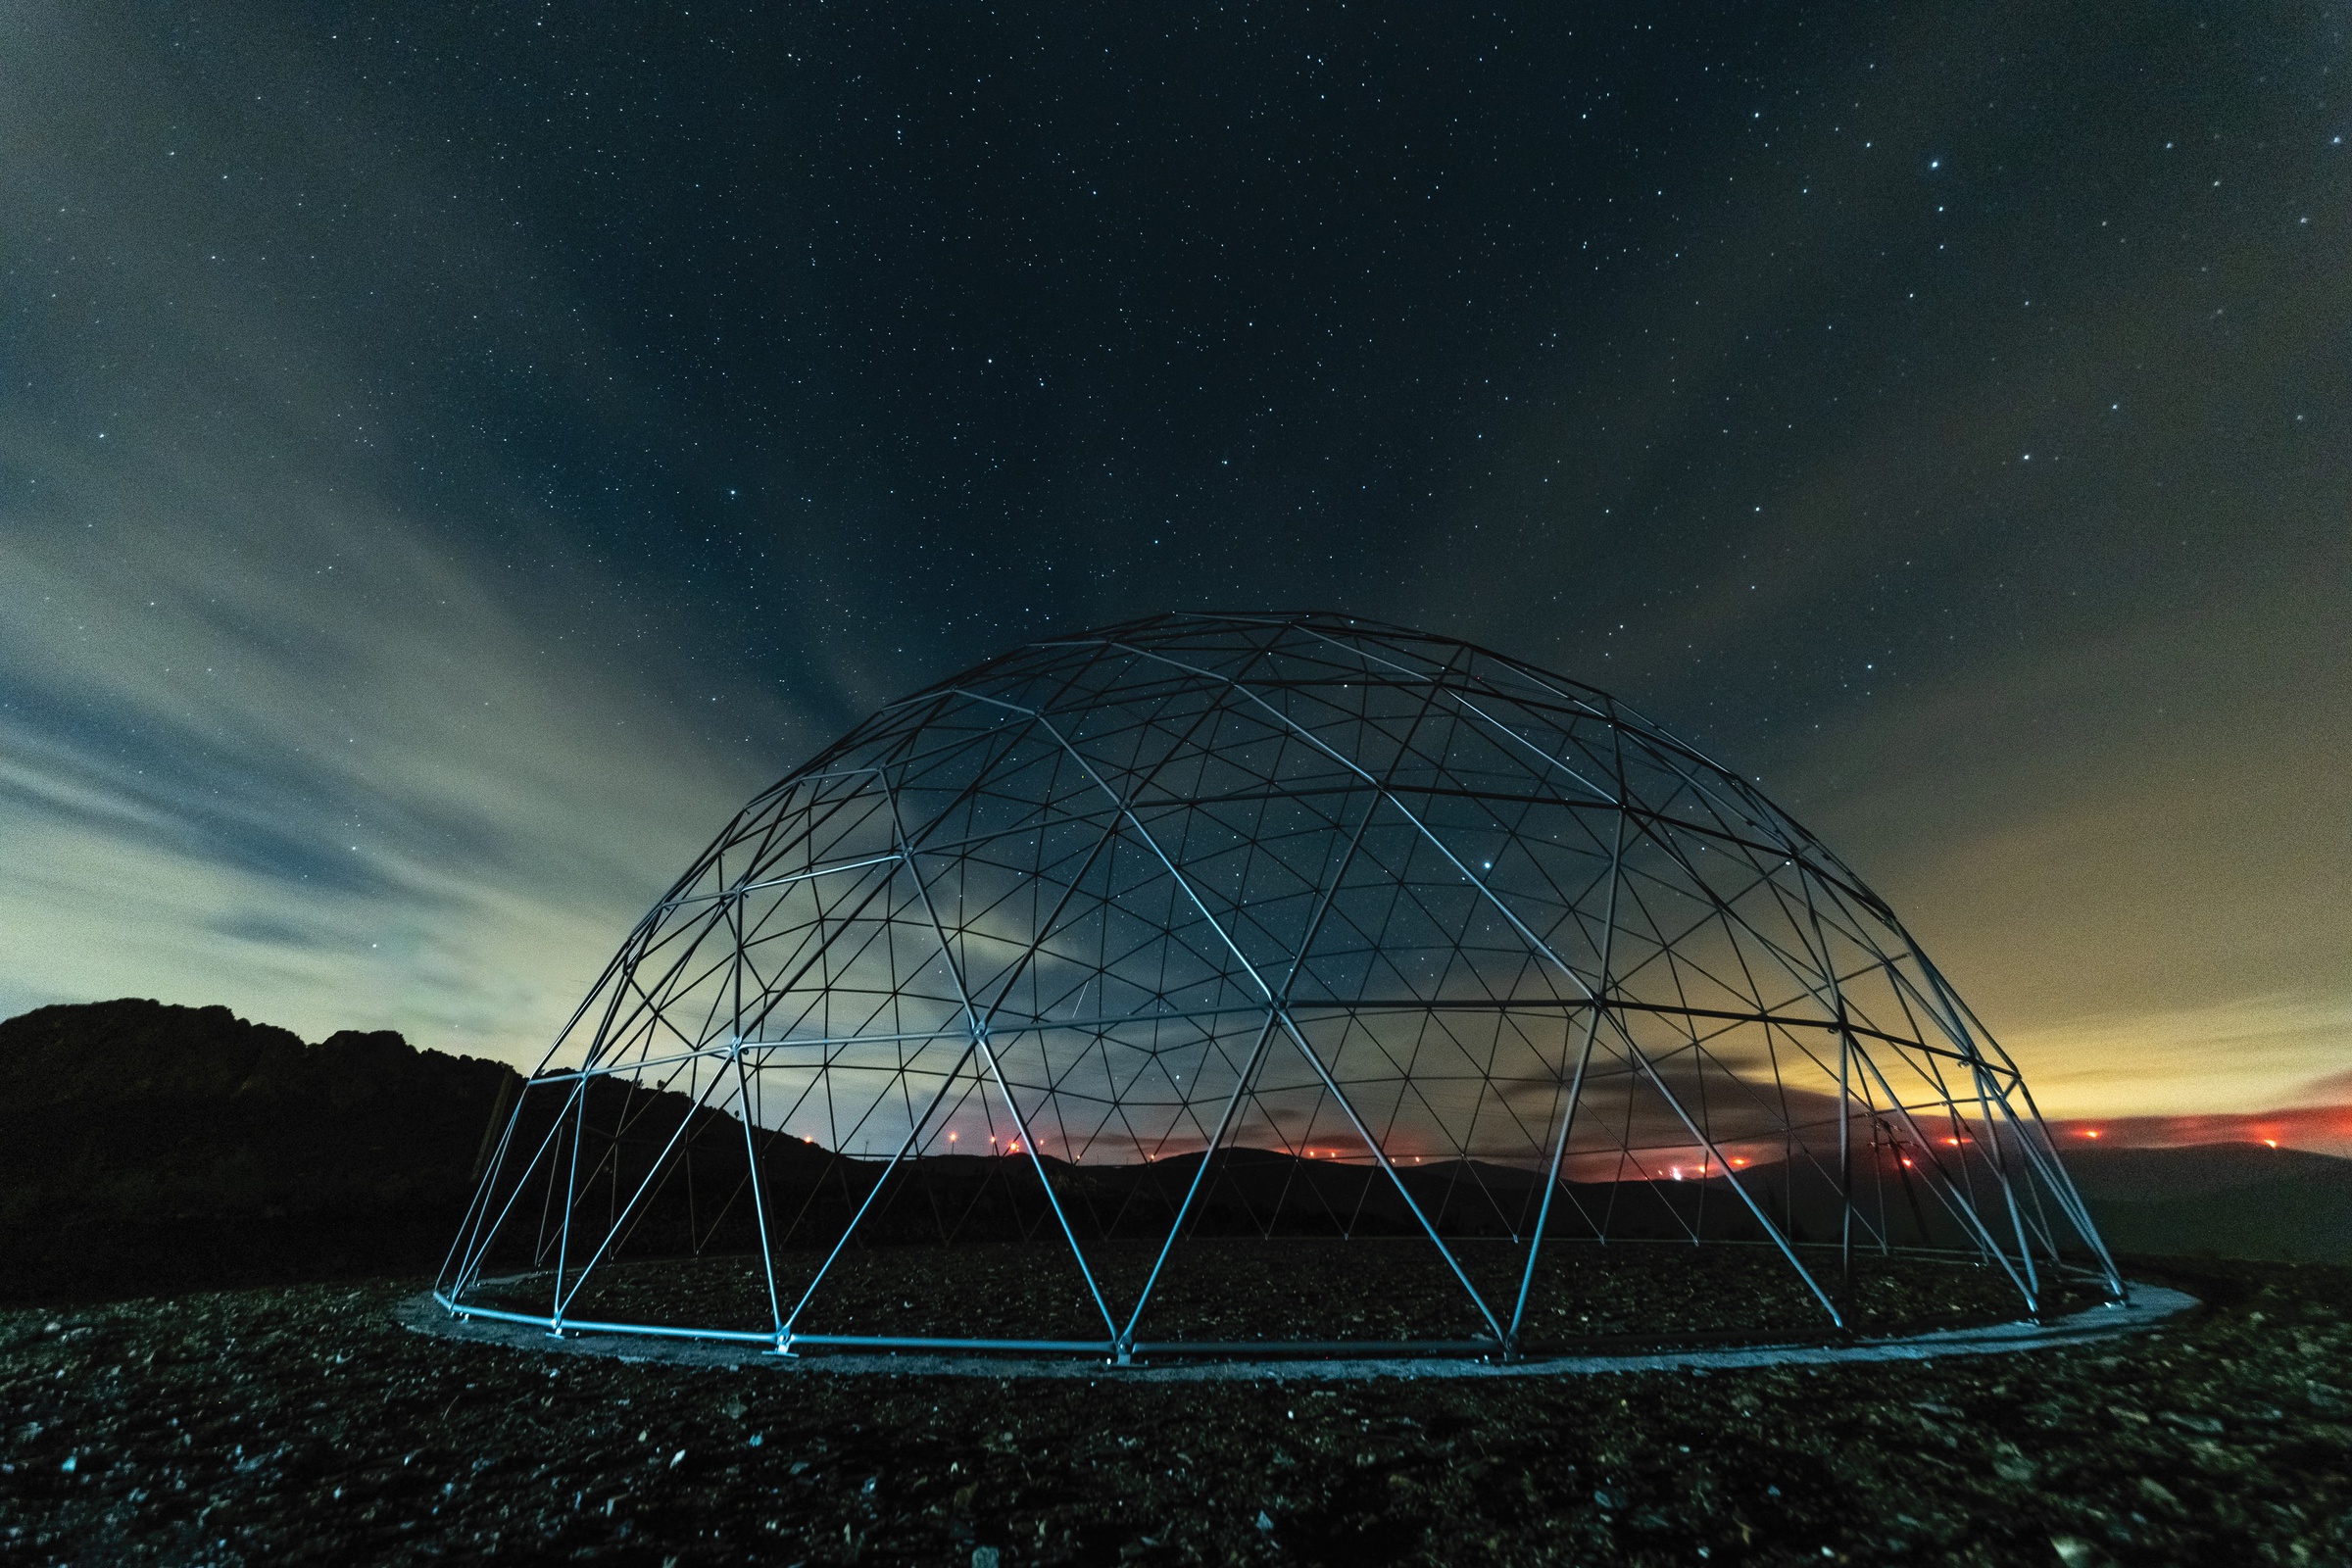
left=2062, top=1143, right=2352, bottom=1265
left=0, top=999, right=517, bottom=1301
left=7, top=999, right=2349, bottom=1304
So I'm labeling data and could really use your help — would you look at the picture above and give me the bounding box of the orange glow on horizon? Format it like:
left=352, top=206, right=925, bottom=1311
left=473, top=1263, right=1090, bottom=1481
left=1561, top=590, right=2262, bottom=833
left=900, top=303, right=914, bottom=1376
left=2041, top=1105, right=2352, bottom=1158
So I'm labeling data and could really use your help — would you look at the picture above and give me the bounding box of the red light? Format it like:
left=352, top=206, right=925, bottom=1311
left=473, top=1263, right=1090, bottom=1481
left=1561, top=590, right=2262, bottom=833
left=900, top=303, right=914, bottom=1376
left=2265, top=1139, right=2279, bottom=1149
left=1900, top=1157, right=1914, bottom=1168
left=2080, top=1129, right=2102, bottom=1140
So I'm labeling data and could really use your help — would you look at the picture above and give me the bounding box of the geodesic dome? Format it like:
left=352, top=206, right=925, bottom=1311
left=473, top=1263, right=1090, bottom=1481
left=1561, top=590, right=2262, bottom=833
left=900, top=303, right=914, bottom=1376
left=439, top=612, right=2119, bottom=1360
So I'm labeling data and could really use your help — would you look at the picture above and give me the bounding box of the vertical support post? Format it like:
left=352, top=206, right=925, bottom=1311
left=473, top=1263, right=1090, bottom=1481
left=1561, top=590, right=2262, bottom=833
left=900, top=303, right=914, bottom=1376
left=1838, top=1028, right=1852, bottom=1283
left=1843, top=1043, right=2041, bottom=1308
left=552, top=1051, right=760, bottom=1325
left=774, top=1039, right=982, bottom=1348
left=1616, top=1028, right=1845, bottom=1329
left=1973, top=1062, right=2041, bottom=1304
left=880, top=774, right=1121, bottom=1345
left=1113, top=1015, right=1276, bottom=1359
left=451, top=1074, right=585, bottom=1302
left=966, top=1021, right=1120, bottom=1339
left=1506, top=780, right=1625, bottom=1356
left=734, top=1042, right=785, bottom=1339
left=1116, top=783, right=1386, bottom=1357
left=552, top=1066, right=591, bottom=1336
left=1274, top=1011, right=1509, bottom=1345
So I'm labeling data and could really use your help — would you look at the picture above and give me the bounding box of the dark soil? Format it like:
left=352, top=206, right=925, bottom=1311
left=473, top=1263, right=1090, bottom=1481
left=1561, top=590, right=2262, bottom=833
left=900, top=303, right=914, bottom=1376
left=4, top=1257, right=2349, bottom=1566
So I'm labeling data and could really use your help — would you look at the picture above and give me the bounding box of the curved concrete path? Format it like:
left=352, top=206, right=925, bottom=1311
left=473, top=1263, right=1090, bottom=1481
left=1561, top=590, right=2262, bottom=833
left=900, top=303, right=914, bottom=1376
left=400, top=1280, right=2197, bottom=1381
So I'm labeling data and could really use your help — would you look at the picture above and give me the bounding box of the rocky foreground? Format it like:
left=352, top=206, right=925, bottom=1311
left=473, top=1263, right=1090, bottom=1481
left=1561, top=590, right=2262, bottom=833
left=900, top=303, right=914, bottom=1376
left=3, top=1258, right=2349, bottom=1567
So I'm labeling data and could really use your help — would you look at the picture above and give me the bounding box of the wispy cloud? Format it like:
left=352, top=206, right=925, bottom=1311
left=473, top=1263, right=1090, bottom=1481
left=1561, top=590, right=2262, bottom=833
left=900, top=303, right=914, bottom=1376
left=0, top=10, right=817, bottom=1063
left=0, top=454, right=792, bottom=1062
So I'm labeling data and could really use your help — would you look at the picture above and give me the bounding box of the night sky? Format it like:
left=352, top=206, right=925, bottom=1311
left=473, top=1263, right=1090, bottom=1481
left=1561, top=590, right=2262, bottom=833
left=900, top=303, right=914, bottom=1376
left=4, top=3, right=2345, bottom=1134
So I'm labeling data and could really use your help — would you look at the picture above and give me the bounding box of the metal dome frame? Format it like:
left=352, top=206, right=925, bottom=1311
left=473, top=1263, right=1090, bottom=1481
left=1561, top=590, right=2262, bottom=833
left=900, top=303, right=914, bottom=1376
left=436, top=612, right=2121, bottom=1362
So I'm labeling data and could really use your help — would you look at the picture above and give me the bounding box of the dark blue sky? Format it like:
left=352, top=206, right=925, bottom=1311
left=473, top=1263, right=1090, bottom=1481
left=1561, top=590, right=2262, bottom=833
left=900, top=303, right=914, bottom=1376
left=4, top=1, right=2345, bottom=1112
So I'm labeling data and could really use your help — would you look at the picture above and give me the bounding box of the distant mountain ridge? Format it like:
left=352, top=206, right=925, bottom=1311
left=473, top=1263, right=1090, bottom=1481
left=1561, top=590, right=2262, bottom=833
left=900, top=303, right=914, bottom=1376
left=2061, top=1144, right=2352, bottom=1265
left=3, top=998, right=2347, bottom=1302
left=0, top=999, right=517, bottom=1300
left=0, top=998, right=518, bottom=1226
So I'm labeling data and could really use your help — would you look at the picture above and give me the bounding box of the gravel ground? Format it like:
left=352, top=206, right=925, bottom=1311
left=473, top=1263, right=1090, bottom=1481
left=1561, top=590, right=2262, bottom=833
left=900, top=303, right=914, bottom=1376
left=3, top=1258, right=2348, bottom=1566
